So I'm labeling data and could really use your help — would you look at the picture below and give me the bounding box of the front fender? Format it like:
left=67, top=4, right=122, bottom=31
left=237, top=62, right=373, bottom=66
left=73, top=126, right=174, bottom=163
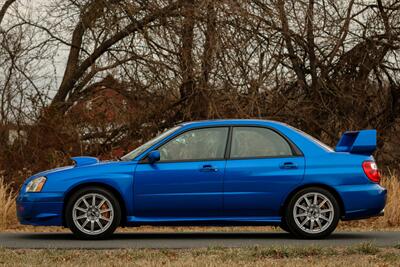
left=42, top=161, right=136, bottom=216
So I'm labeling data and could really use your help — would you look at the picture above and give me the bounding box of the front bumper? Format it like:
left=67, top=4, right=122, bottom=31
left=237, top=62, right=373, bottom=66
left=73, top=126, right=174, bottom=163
left=336, top=183, right=387, bottom=221
left=16, top=192, right=64, bottom=226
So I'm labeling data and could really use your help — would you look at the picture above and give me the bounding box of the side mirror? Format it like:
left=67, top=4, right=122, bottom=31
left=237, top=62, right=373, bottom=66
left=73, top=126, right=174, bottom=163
left=147, top=150, right=160, bottom=164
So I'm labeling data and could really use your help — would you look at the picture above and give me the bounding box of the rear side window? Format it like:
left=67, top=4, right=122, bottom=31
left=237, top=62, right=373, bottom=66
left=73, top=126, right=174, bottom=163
left=230, top=127, right=293, bottom=158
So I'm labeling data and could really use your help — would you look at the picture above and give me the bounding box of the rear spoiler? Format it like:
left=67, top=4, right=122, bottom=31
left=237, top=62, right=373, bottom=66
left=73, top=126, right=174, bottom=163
left=335, top=130, right=376, bottom=155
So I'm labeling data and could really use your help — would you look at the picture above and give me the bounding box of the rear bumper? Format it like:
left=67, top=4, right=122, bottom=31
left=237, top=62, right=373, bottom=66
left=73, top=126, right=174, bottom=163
left=335, top=183, right=387, bottom=221
left=378, top=209, right=385, bottom=217
left=16, top=192, right=64, bottom=226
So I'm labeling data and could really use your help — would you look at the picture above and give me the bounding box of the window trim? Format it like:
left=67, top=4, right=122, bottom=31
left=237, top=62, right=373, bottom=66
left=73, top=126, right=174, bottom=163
left=139, top=124, right=303, bottom=164
left=227, top=126, right=303, bottom=160
left=140, top=126, right=231, bottom=164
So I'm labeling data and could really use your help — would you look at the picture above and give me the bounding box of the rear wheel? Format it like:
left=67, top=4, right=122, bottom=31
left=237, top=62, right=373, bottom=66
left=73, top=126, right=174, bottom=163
left=285, top=187, right=340, bottom=239
left=65, top=187, right=121, bottom=239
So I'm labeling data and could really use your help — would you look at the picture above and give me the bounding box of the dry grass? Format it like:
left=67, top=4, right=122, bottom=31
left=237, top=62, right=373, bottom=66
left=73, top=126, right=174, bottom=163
left=0, top=244, right=400, bottom=266
left=1, top=174, right=399, bottom=232
left=381, top=172, right=400, bottom=226
left=340, top=173, right=400, bottom=230
left=0, top=177, right=17, bottom=230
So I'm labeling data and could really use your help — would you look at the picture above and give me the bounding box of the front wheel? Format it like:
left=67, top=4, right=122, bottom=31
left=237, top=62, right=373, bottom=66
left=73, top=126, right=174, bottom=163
left=285, top=187, right=340, bottom=239
left=279, top=217, right=291, bottom=233
left=65, top=187, right=121, bottom=239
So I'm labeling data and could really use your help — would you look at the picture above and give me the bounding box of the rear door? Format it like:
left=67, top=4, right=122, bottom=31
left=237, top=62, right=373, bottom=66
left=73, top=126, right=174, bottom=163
left=223, top=126, right=305, bottom=217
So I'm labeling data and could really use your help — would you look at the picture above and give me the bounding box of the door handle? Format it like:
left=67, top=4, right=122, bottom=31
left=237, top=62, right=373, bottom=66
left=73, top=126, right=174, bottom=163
left=200, top=165, right=218, bottom=172
left=279, top=162, right=298, bottom=169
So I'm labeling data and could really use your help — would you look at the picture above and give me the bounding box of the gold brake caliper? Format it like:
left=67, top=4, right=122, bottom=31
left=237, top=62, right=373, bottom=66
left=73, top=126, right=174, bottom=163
left=100, top=203, right=110, bottom=219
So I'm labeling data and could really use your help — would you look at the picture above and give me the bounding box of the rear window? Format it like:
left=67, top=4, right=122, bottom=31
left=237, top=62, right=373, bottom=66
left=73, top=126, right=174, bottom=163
left=288, top=125, right=333, bottom=152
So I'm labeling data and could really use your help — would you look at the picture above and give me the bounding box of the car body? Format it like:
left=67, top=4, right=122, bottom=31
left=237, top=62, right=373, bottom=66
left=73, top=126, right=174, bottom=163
left=16, top=119, right=387, bottom=239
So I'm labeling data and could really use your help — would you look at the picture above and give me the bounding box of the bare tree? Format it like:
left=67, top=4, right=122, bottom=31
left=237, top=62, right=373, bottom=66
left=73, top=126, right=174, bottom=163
left=1, top=0, right=400, bottom=183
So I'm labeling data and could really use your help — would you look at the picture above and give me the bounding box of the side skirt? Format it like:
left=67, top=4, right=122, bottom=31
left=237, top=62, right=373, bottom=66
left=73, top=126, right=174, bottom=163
left=126, top=216, right=282, bottom=227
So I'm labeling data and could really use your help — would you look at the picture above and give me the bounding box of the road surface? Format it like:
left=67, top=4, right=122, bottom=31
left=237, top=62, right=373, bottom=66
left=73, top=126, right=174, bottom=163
left=0, top=231, right=399, bottom=249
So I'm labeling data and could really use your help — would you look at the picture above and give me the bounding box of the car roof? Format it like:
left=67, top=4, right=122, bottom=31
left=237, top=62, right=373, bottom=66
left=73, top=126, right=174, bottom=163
left=177, top=119, right=333, bottom=156
left=180, top=119, right=285, bottom=128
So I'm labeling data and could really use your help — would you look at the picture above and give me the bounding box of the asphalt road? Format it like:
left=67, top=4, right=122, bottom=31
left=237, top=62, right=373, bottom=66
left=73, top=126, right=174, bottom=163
left=0, top=231, right=399, bottom=249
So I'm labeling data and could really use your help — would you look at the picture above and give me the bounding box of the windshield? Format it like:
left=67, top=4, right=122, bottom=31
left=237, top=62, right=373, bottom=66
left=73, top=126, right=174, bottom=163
left=120, top=126, right=181, bottom=161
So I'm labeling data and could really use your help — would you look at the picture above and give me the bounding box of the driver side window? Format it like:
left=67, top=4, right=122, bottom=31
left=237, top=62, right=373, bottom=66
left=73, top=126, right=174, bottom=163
left=158, top=127, right=229, bottom=161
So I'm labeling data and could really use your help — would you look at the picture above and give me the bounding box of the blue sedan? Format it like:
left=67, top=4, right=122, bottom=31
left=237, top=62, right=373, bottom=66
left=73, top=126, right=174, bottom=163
left=16, top=120, right=386, bottom=239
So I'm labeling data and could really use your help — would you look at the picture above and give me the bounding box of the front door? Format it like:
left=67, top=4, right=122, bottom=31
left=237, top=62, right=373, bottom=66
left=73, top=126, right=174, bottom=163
left=134, top=127, right=229, bottom=218
left=223, top=126, right=305, bottom=217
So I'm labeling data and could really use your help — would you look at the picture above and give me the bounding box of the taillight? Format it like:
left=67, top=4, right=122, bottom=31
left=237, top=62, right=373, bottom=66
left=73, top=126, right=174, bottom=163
left=362, top=161, right=381, bottom=184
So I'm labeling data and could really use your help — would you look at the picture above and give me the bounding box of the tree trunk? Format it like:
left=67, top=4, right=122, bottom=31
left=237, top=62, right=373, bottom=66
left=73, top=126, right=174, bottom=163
left=178, top=0, right=197, bottom=120
left=198, top=1, right=217, bottom=118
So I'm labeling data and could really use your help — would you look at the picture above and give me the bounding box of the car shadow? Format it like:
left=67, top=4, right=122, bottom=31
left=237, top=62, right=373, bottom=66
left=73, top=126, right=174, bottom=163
left=17, top=231, right=374, bottom=241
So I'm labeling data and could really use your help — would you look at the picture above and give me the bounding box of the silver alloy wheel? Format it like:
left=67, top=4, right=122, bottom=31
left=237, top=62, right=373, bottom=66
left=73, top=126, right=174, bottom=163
left=72, top=193, right=114, bottom=235
left=293, top=192, right=334, bottom=234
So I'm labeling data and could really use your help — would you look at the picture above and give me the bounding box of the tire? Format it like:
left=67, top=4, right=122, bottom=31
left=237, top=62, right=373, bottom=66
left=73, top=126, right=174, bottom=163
left=285, top=187, right=340, bottom=239
left=279, top=217, right=291, bottom=233
left=65, top=186, right=121, bottom=240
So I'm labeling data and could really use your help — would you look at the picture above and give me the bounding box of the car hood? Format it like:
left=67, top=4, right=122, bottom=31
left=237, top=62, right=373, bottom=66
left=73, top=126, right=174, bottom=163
left=25, top=165, right=75, bottom=183
left=35, top=157, right=138, bottom=177
left=27, top=157, right=126, bottom=181
left=31, top=156, right=101, bottom=178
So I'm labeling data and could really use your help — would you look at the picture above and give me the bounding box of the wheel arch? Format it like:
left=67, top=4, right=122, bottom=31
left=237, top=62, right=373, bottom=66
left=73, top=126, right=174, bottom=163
left=280, top=183, right=345, bottom=218
left=62, top=182, right=127, bottom=227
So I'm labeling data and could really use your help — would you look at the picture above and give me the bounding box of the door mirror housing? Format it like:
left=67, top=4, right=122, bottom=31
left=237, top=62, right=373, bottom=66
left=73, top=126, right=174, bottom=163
left=147, top=150, right=160, bottom=164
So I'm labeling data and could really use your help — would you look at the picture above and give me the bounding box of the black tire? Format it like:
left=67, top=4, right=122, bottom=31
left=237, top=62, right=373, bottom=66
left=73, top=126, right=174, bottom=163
left=65, top=186, right=121, bottom=240
left=285, top=187, right=340, bottom=239
left=279, top=217, right=291, bottom=233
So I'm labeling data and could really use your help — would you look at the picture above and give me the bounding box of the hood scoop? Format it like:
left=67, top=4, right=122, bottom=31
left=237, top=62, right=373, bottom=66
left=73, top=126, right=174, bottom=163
left=71, top=156, right=99, bottom=167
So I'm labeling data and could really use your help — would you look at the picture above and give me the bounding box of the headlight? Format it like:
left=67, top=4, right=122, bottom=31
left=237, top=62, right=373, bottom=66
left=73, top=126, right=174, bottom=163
left=25, top=176, right=46, bottom=192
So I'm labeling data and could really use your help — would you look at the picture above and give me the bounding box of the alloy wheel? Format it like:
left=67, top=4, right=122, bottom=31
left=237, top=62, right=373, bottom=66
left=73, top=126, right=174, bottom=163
left=292, top=192, right=334, bottom=234
left=72, top=193, right=114, bottom=235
